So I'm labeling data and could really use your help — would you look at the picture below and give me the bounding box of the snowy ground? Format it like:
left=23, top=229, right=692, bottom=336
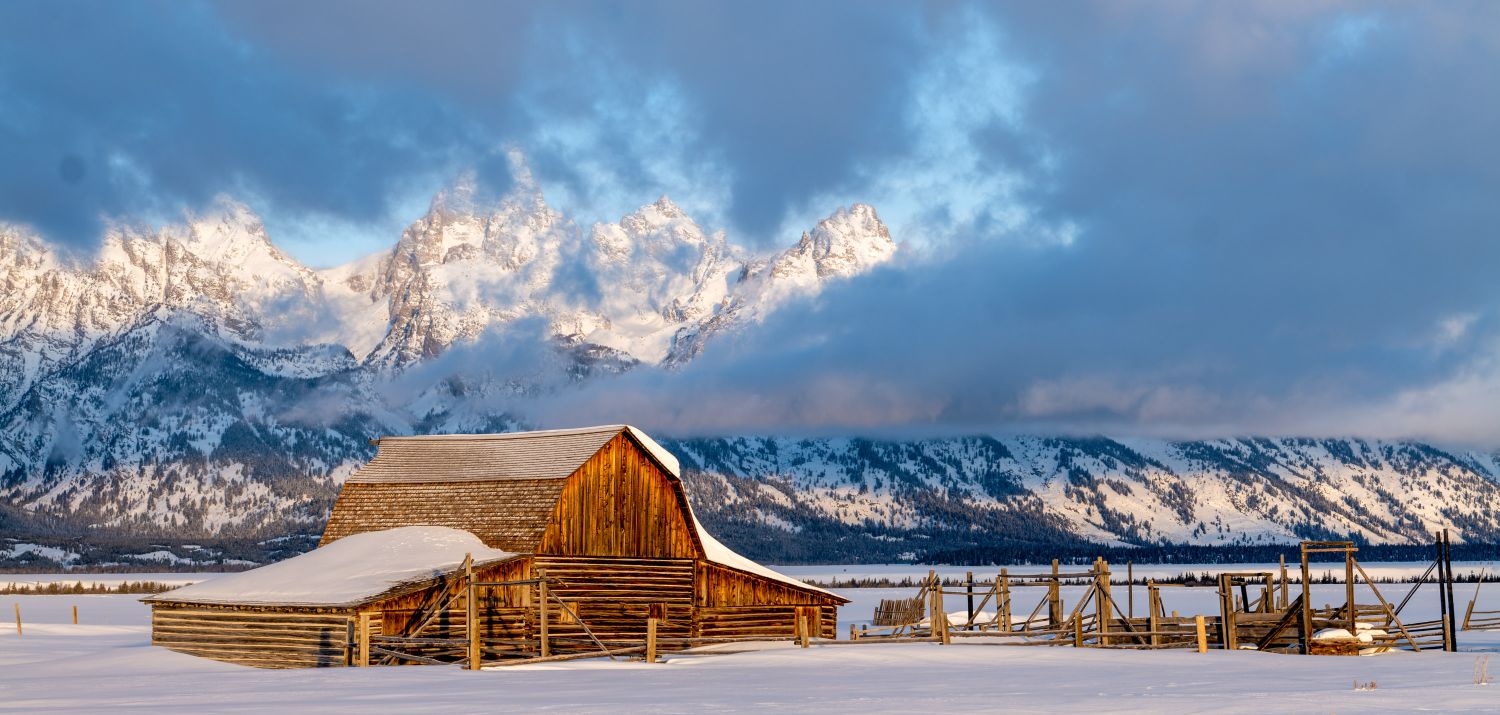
left=775, top=561, right=1500, bottom=584
left=3, top=570, right=1498, bottom=713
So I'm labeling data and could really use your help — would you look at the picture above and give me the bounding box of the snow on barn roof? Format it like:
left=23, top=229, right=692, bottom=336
left=147, top=526, right=514, bottom=607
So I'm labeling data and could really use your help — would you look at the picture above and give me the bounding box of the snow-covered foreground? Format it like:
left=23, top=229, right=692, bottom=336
left=4, top=583, right=1499, bottom=714
left=776, top=561, right=1500, bottom=584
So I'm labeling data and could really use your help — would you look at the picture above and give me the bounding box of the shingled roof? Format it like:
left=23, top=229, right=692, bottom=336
left=349, top=425, right=642, bottom=484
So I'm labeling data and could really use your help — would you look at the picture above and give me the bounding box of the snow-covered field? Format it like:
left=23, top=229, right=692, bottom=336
left=4, top=566, right=1499, bottom=713
left=776, top=561, right=1500, bottom=584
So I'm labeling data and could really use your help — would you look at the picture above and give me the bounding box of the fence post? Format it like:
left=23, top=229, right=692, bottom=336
left=1279, top=554, right=1289, bottom=609
left=1299, top=544, right=1313, bottom=651
left=1194, top=615, right=1208, bottom=653
left=72, top=605, right=78, bottom=625
left=344, top=618, right=356, bottom=666
left=933, top=576, right=950, bottom=644
left=646, top=617, right=658, bottom=662
left=466, top=555, right=480, bottom=671
left=537, top=568, right=550, bottom=658
left=927, top=570, right=938, bottom=639
left=965, top=571, right=975, bottom=631
left=1095, top=558, right=1112, bottom=647
left=14, top=603, right=20, bottom=636
left=850, top=623, right=858, bottom=641
left=1444, top=530, right=1459, bottom=652
left=1000, top=569, right=1011, bottom=632
left=1147, top=584, right=1160, bottom=647
left=1048, top=560, right=1062, bottom=628
left=1073, top=613, right=1083, bottom=647
left=357, top=611, right=370, bottom=666
left=1344, top=549, right=1357, bottom=633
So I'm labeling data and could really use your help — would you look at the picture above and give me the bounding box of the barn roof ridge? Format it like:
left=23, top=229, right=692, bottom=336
left=352, top=424, right=681, bottom=485
left=374, top=423, right=629, bottom=443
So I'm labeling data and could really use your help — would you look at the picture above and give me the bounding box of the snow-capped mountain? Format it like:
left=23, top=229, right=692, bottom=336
left=2, top=170, right=1498, bottom=568
left=0, top=168, right=898, bottom=554
left=670, top=435, right=1500, bottom=562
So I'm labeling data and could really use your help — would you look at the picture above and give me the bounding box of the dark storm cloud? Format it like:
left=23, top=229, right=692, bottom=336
left=0, top=1, right=491, bottom=247
left=3, top=1, right=1498, bottom=440
left=527, top=2, right=1500, bottom=442
left=218, top=0, right=934, bottom=241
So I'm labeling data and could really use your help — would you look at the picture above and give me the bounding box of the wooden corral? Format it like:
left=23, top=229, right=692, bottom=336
left=854, top=537, right=1463, bottom=656
left=148, top=425, right=846, bottom=668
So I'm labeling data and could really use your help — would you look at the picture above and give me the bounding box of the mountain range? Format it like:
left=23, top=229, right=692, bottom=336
left=2, top=169, right=1498, bottom=569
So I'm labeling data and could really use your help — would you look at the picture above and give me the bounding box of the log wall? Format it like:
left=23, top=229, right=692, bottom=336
left=534, top=555, right=695, bottom=648
left=694, top=562, right=841, bottom=639
left=149, top=604, right=369, bottom=669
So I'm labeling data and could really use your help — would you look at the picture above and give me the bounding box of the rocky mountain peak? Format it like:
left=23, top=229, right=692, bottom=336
left=796, top=203, right=896, bottom=279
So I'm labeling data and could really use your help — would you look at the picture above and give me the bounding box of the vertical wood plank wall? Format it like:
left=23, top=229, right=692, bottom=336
left=536, top=434, right=697, bottom=559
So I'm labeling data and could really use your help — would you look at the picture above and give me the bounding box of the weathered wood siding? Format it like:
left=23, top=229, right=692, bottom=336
left=320, top=479, right=565, bottom=550
left=533, top=555, right=695, bottom=648
left=693, top=562, right=840, bottom=639
left=536, top=433, right=698, bottom=559
left=370, top=557, right=534, bottom=660
left=149, top=604, right=368, bottom=669
left=695, top=562, right=839, bottom=608
left=695, top=604, right=837, bottom=639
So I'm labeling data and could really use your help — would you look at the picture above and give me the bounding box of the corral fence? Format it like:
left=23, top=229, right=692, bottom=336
left=852, top=533, right=1469, bottom=656
left=343, top=560, right=828, bottom=669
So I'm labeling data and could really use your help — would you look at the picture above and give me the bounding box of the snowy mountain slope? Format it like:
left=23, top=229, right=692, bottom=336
left=0, top=169, right=898, bottom=549
left=668, top=435, right=1500, bottom=561
left=2, top=169, right=1497, bottom=565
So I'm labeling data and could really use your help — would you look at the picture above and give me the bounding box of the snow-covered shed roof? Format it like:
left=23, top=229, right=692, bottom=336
left=148, top=526, right=514, bottom=608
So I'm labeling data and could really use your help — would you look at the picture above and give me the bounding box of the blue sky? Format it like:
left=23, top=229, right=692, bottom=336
left=3, top=1, right=1499, bottom=441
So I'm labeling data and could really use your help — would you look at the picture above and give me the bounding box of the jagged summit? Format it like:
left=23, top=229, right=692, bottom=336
left=1, top=182, right=1498, bottom=556
left=800, top=203, right=896, bottom=278
left=0, top=174, right=903, bottom=536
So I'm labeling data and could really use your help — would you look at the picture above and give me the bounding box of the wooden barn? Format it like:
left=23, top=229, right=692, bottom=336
left=147, top=425, right=847, bottom=668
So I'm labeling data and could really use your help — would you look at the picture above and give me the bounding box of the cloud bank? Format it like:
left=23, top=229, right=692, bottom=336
left=2, top=1, right=1499, bottom=442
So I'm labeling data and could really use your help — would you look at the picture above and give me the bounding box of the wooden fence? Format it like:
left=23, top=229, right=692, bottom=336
left=1463, top=569, right=1500, bottom=632
left=341, top=559, right=828, bottom=669
left=851, top=536, right=1465, bottom=656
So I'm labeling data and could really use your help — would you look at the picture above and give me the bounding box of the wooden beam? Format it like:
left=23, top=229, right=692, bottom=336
left=1254, top=593, right=1304, bottom=651
left=1465, top=569, right=1487, bottom=631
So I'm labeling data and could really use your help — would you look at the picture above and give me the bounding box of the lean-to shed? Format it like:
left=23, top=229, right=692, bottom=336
left=147, top=425, right=845, bottom=668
